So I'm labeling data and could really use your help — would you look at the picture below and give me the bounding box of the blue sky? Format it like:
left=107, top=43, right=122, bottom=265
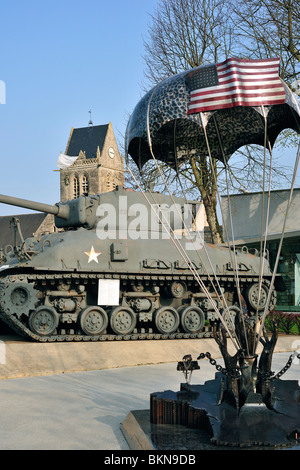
left=0, top=0, right=159, bottom=215
left=0, top=0, right=299, bottom=218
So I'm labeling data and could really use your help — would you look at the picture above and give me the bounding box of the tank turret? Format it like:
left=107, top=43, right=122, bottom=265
left=0, top=188, right=281, bottom=343
left=0, top=193, right=98, bottom=229
left=0, top=187, right=201, bottom=232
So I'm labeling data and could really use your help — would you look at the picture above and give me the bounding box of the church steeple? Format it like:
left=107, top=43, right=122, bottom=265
left=59, top=122, right=124, bottom=202
left=88, top=110, right=93, bottom=127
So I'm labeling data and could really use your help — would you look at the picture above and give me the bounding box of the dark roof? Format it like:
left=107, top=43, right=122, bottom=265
left=66, top=124, right=109, bottom=158
left=0, top=213, right=47, bottom=250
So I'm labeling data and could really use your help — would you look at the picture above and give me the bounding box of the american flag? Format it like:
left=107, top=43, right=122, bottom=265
left=186, top=57, right=286, bottom=114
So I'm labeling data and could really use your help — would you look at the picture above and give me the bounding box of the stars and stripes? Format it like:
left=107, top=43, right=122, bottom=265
left=187, top=58, right=286, bottom=114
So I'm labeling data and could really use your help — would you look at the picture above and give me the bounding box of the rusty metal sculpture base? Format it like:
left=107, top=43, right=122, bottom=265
left=150, top=374, right=300, bottom=448
left=150, top=320, right=300, bottom=448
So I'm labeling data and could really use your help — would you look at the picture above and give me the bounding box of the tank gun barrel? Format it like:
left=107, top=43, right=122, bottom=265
left=0, top=194, right=69, bottom=219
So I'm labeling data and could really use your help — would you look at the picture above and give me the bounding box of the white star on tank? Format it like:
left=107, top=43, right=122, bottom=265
left=84, top=246, right=101, bottom=263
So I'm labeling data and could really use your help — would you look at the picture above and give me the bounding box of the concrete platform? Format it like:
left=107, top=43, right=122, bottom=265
left=121, top=409, right=300, bottom=451
left=121, top=409, right=218, bottom=450
left=0, top=334, right=299, bottom=379
left=0, top=332, right=299, bottom=450
left=0, top=353, right=298, bottom=450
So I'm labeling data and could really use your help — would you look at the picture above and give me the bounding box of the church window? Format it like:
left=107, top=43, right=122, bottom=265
left=82, top=174, right=89, bottom=195
left=106, top=172, right=112, bottom=191
left=73, top=175, right=80, bottom=199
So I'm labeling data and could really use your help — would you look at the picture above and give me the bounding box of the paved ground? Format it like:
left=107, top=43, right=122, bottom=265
left=1, top=334, right=299, bottom=379
left=0, top=351, right=299, bottom=450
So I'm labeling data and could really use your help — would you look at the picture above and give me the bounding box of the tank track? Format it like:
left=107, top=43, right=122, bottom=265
left=0, top=271, right=273, bottom=343
left=2, top=313, right=215, bottom=343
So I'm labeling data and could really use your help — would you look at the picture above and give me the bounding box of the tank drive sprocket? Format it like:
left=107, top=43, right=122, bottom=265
left=0, top=276, right=38, bottom=319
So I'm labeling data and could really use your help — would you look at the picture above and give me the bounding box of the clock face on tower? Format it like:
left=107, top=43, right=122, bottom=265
left=108, top=147, right=115, bottom=159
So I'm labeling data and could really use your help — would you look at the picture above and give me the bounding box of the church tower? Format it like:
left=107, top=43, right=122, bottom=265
left=59, top=122, right=124, bottom=202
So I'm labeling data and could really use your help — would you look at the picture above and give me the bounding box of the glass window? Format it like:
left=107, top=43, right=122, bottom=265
left=73, top=175, right=79, bottom=199
left=106, top=172, right=112, bottom=191
left=82, top=174, right=89, bottom=195
left=294, top=254, right=300, bottom=306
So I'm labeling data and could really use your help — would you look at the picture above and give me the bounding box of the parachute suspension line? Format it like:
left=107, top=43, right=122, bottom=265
left=138, top=137, right=142, bottom=173
left=125, top=160, right=240, bottom=351
left=254, top=100, right=300, bottom=353
left=254, top=136, right=300, bottom=353
left=144, top=94, right=240, bottom=349
left=202, top=112, right=250, bottom=355
left=150, top=112, right=242, bottom=346
left=173, top=118, right=180, bottom=176
left=171, top=121, right=224, bottom=302
left=222, top=165, right=250, bottom=353
left=252, top=106, right=274, bottom=354
left=171, top=119, right=240, bottom=339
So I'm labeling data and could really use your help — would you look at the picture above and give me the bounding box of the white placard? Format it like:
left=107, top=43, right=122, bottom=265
left=98, top=279, right=120, bottom=306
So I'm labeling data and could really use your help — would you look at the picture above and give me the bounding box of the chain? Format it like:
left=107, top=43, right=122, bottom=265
left=198, top=351, right=300, bottom=381
left=270, top=352, right=300, bottom=381
left=197, top=352, right=238, bottom=377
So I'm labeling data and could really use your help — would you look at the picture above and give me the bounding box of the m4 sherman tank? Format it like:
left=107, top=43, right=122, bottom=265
left=0, top=188, right=281, bottom=342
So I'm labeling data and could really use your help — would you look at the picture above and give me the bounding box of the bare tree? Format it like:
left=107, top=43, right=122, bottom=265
left=228, top=0, right=300, bottom=187
left=130, top=0, right=300, bottom=243
left=143, top=0, right=233, bottom=86
left=141, top=0, right=234, bottom=243
left=231, top=0, right=300, bottom=85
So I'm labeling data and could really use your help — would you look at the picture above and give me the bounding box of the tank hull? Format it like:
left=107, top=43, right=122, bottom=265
left=0, top=188, right=279, bottom=342
left=0, top=227, right=277, bottom=342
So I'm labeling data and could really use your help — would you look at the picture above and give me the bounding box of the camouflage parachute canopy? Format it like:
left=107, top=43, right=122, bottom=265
left=125, top=58, right=300, bottom=169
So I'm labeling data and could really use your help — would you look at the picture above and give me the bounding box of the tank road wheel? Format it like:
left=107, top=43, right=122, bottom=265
left=245, top=283, right=269, bottom=311
left=29, top=306, right=59, bottom=336
left=154, top=307, right=180, bottom=334
left=79, top=306, right=108, bottom=336
left=221, top=306, right=240, bottom=332
left=109, top=307, right=136, bottom=335
left=169, top=281, right=187, bottom=298
left=179, top=306, right=205, bottom=334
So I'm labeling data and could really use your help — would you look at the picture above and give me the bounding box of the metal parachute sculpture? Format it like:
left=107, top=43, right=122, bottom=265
left=125, top=57, right=300, bottom=448
left=126, top=57, right=300, bottom=168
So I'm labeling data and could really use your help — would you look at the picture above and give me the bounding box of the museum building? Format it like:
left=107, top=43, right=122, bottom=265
left=222, top=188, right=300, bottom=313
